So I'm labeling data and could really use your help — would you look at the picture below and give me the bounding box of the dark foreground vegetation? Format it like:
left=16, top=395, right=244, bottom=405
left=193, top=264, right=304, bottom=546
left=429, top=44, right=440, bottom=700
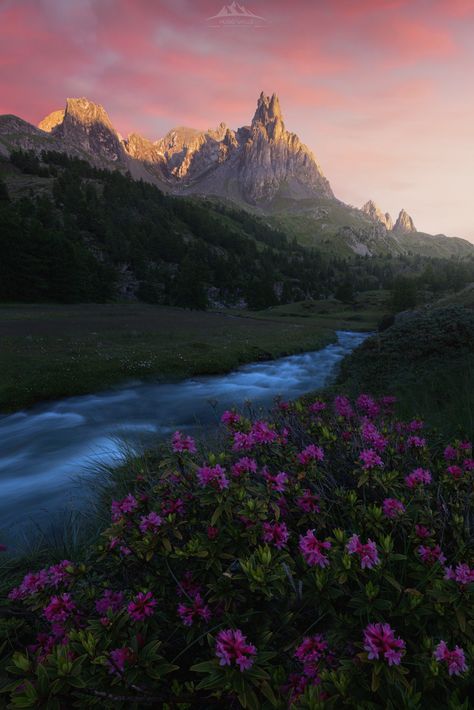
left=1, top=394, right=473, bottom=708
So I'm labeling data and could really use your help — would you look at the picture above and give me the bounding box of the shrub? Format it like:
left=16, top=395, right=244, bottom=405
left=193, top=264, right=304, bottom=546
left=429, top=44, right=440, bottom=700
left=1, top=394, right=474, bottom=708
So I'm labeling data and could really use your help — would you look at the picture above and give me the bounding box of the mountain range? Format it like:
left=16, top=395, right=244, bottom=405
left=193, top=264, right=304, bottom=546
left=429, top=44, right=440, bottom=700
left=1, top=92, right=473, bottom=258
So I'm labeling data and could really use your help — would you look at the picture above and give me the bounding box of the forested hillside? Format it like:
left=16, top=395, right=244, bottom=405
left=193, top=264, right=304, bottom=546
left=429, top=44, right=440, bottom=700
left=1, top=150, right=474, bottom=308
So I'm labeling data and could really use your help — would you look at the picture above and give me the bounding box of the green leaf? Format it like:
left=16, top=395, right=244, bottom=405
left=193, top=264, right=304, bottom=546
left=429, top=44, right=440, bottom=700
left=190, top=660, right=219, bottom=674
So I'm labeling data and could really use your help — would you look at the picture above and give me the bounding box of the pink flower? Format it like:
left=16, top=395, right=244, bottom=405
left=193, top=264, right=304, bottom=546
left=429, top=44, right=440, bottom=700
left=418, top=544, right=446, bottom=566
left=207, top=526, right=219, bottom=539
left=262, top=521, right=290, bottom=549
left=171, top=431, right=197, bottom=454
left=231, top=457, right=258, bottom=477
left=295, top=634, right=329, bottom=678
left=107, top=647, right=134, bottom=675
left=463, top=458, right=474, bottom=471
left=221, top=410, right=241, bottom=427
left=444, top=445, right=457, bottom=461
left=197, top=464, right=229, bottom=491
left=139, top=511, right=163, bottom=534
left=177, top=572, right=201, bottom=599
left=232, top=431, right=254, bottom=451
left=363, top=623, right=405, bottom=666
left=177, top=593, right=211, bottom=626
left=9, top=561, right=74, bottom=601
left=415, top=524, right=431, bottom=539
left=215, top=629, right=257, bottom=672
left=356, top=394, right=380, bottom=418
left=263, top=469, right=288, bottom=493
left=334, top=395, right=353, bottom=419
left=296, top=489, right=320, bottom=513
left=298, top=444, right=325, bottom=465
left=299, top=530, right=331, bottom=567
left=308, top=400, right=326, bottom=414
left=43, top=594, right=76, bottom=624
left=359, top=449, right=384, bottom=470
left=250, top=420, right=278, bottom=445
left=127, top=591, right=157, bottom=621
left=447, top=465, right=463, bottom=480
left=444, top=563, right=474, bottom=586
left=346, top=534, right=380, bottom=569
left=408, top=419, right=424, bottom=431
left=382, top=498, right=405, bottom=519
left=95, top=590, right=124, bottom=615
left=111, top=493, right=138, bottom=522
left=361, top=421, right=388, bottom=452
left=162, top=497, right=185, bottom=516
left=405, top=468, right=432, bottom=488
left=407, top=435, right=426, bottom=448
left=434, top=641, right=468, bottom=676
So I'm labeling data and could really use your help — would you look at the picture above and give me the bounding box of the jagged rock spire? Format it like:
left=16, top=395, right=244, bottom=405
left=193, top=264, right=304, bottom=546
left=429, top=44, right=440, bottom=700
left=252, top=92, right=284, bottom=138
left=362, top=200, right=393, bottom=231
left=394, top=208, right=416, bottom=233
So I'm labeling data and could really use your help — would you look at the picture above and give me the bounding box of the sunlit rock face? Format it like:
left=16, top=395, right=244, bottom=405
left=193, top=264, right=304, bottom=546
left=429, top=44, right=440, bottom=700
left=30, top=92, right=334, bottom=204
left=393, top=208, right=417, bottom=233
left=46, top=98, right=126, bottom=165
left=362, top=200, right=393, bottom=231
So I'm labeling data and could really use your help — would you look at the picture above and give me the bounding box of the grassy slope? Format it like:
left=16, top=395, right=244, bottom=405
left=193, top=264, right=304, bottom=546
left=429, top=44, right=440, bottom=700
left=336, top=305, right=474, bottom=437
left=0, top=295, right=385, bottom=412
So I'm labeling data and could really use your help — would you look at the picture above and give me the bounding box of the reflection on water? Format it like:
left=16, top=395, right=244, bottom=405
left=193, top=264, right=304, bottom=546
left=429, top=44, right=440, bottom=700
left=0, top=331, right=368, bottom=544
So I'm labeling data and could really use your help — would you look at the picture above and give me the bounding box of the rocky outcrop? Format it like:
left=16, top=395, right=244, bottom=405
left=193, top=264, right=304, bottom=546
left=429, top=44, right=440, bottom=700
left=48, top=98, right=126, bottom=165
left=38, top=110, right=65, bottom=133
left=32, top=91, right=334, bottom=204
left=362, top=200, right=393, bottom=231
left=394, top=209, right=416, bottom=234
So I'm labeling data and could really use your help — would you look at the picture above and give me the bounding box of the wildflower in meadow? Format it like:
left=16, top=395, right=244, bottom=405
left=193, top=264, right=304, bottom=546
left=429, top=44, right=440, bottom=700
left=382, top=498, right=405, bottom=519
left=221, top=410, right=241, bottom=427
left=171, top=431, right=197, bottom=454
left=107, top=647, right=134, bottom=675
left=250, top=420, right=278, bottom=445
left=405, top=468, right=432, bottom=488
left=361, top=421, right=388, bottom=452
left=356, top=394, right=380, bottom=418
left=95, top=590, right=124, bottom=615
left=298, top=444, right=325, bottom=465
left=308, top=400, right=326, bottom=414
left=334, top=395, right=354, bottom=419
left=231, top=457, right=257, bottom=477
left=139, top=511, right=163, bottom=534
left=196, top=464, right=229, bottom=491
left=299, top=530, right=331, bottom=567
left=263, top=469, right=288, bottom=493
left=359, top=449, right=384, bottom=470
left=408, top=419, right=424, bottom=432
left=418, top=544, right=446, bottom=566
left=434, top=641, right=468, bottom=676
left=296, top=489, right=320, bottom=513
left=294, top=635, right=330, bottom=678
left=444, top=445, right=457, bottom=461
left=215, top=629, right=257, bottom=672
left=444, top=563, right=474, bottom=586
left=111, top=493, right=138, bottom=522
left=207, top=526, right=219, bottom=539
left=162, top=497, right=185, bottom=516
left=363, top=623, right=405, bottom=666
left=43, top=594, right=76, bottom=624
left=232, top=431, right=254, bottom=452
left=177, top=593, right=211, bottom=626
left=177, top=572, right=201, bottom=599
left=414, top=524, right=431, bottom=539
left=407, top=435, right=426, bottom=448
left=346, top=534, right=380, bottom=569
left=447, top=465, right=463, bottom=480
left=464, top=458, right=474, bottom=471
left=262, top=521, right=290, bottom=549
left=127, top=591, right=157, bottom=621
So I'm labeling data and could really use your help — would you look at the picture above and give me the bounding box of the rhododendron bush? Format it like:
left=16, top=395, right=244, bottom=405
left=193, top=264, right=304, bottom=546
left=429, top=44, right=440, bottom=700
left=2, top=394, right=474, bottom=708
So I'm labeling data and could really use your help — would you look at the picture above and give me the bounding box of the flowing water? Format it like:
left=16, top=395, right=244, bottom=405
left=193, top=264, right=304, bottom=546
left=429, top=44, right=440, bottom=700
left=0, top=330, right=369, bottom=546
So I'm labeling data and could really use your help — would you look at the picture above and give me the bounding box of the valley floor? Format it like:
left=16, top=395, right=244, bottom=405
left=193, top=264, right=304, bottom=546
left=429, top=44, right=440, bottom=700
left=0, top=295, right=386, bottom=412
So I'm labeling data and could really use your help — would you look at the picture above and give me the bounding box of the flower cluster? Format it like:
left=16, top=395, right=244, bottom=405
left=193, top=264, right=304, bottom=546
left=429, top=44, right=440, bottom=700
left=346, top=534, right=380, bottom=569
left=215, top=629, right=257, bottom=671
left=363, top=623, right=406, bottom=666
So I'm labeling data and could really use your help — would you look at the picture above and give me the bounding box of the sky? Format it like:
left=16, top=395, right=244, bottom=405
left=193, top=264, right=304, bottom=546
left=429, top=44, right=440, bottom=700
left=0, top=0, right=473, bottom=240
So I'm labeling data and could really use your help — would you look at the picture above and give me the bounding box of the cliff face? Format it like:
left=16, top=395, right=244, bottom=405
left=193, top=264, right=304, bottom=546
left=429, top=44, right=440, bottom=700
left=362, top=200, right=393, bottom=231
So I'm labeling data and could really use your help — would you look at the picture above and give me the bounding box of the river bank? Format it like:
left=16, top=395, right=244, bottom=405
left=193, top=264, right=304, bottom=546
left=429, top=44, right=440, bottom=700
left=0, top=331, right=370, bottom=549
left=0, top=295, right=386, bottom=412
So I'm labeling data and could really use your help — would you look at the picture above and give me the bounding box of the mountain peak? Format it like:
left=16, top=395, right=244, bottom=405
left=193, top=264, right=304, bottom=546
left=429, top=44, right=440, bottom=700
left=362, top=200, right=393, bottom=231
left=252, top=91, right=284, bottom=137
left=394, top=208, right=416, bottom=234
